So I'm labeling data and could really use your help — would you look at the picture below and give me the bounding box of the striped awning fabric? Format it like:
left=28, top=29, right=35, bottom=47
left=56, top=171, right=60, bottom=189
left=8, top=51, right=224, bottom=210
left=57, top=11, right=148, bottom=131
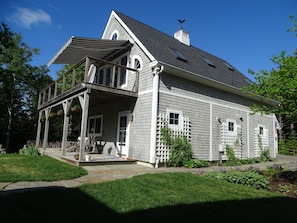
left=48, top=36, right=132, bottom=66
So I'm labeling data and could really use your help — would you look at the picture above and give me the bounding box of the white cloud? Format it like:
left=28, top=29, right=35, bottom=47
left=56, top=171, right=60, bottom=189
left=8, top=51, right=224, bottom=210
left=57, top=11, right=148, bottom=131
left=8, top=7, right=52, bottom=29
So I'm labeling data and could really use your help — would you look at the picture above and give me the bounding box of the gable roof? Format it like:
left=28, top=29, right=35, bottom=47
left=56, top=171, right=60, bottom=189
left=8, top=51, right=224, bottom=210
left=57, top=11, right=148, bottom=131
left=113, top=10, right=252, bottom=89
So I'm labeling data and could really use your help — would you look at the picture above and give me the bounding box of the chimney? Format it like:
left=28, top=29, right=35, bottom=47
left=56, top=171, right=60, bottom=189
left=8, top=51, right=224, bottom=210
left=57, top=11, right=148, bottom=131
left=174, top=29, right=190, bottom=46
left=174, top=19, right=190, bottom=46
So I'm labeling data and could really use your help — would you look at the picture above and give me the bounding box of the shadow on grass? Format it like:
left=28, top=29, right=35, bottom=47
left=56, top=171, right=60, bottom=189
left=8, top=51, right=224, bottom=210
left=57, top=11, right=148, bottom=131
left=1, top=187, right=297, bottom=223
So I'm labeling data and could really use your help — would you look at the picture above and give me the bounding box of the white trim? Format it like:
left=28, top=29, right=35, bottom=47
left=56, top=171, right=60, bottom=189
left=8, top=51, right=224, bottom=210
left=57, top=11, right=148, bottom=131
left=226, top=118, right=237, bottom=136
left=159, top=89, right=274, bottom=118
left=131, top=55, right=143, bottom=71
left=209, top=104, right=213, bottom=160
left=166, top=108, right=183, bottom=129
left=110, top=30, right=119, bottom=40
left=149, top=69, right=160, bottom=163
left=138, top=89, right=153, bottom=96
left=103, top=11, right=156, bottom=62
left=116, top=110, right=131, bottom=156
left=247, top=112, right=250, bottom=157
left=88, top=115, right=103, bottom=137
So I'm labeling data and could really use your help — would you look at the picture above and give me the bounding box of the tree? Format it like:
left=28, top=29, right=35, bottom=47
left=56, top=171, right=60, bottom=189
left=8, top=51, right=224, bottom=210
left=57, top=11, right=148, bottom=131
left=0, top=23, right=52, bottom=152
left=242, top=15, right=297, bottom=146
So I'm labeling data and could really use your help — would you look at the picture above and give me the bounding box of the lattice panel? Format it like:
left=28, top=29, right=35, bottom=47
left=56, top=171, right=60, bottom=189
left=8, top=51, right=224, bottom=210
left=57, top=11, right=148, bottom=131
left=254, top=127, right=269, bottom=157
left=156, top=113, right=191, bottom=162
left=220, top=123, right=242, bottom=159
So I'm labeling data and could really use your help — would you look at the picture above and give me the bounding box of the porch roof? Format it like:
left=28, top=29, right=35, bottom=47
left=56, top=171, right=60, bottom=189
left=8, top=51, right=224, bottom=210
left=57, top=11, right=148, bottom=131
left=48, top=36, right=132, bottom=66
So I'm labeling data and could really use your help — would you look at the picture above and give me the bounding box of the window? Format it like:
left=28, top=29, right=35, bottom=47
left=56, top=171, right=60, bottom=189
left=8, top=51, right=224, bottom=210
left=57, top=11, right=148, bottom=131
left=120, top=55, right=128, bottom=86
left=228, top=121, right=235, bottom=132
left=170, top=113, right=179, bottom=125
left=132, top=55, right=142, bottom=71
left=134, top=58, right=141, bottom=70
left=167, top=109, right=183, bottom=129
left=88, top=115, right=103, bottom=136
left=200, top=55, right=215, bottom=67
left=110, top=30, right=119, bottom=40
left=259, top=126, right=264, bottom=135
left=169, top=47, right=187, bottom=62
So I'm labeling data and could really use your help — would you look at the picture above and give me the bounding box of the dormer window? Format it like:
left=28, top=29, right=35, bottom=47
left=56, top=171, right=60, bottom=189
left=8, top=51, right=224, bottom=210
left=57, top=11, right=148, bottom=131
left=200, top=55, right=215, bottom=67
left=169, top=47, right=187, bottom=62
left=110, top=30, right=119, bottom=40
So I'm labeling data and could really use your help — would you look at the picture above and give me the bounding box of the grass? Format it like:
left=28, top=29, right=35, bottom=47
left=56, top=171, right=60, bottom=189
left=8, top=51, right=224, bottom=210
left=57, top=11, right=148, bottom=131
left=0, top=154, right=87, bottom=182
left=1, top=155, right=297, bottom=222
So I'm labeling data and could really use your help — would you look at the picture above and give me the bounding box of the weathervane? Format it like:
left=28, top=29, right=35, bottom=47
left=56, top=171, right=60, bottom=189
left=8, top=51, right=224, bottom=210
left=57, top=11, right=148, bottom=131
left=178, top=19, right=186, bottom=29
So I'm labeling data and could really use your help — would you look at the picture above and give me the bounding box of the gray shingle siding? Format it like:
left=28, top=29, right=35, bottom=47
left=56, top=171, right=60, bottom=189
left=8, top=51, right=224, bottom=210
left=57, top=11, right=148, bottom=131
left=129, top=93, right=153, bottom=161
left=96, top=10, right=277, bottom=163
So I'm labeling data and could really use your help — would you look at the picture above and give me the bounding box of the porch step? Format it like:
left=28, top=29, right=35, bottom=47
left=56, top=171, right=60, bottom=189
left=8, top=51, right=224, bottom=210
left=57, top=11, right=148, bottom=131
left=76, top=159, right=137, bottom=167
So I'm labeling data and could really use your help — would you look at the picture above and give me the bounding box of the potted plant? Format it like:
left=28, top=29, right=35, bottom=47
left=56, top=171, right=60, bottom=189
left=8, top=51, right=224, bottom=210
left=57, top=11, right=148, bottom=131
left=74, top=153, right=79, bottom=160
left=71, top=104, right=80, bottom=112
left=49, top=112, right=55, bottom=118
left=56, top=109, right=63, bottom=116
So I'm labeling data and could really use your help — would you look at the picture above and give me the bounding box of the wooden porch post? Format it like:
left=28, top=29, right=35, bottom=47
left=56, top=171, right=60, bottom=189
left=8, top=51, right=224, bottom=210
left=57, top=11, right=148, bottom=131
left=42, top=108, right=51, bottom=150
left=84, top=57, right=90, bottom=82
left=78, top=91, right=90, bottom=161
left=61, top=100, right=71, bottom=156
left=35, top=111, right=42, bottom=148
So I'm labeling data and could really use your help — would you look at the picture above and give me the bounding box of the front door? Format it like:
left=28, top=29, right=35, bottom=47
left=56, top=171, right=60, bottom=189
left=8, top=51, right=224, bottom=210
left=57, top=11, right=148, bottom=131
left=116, top=111, right=130, bottom=156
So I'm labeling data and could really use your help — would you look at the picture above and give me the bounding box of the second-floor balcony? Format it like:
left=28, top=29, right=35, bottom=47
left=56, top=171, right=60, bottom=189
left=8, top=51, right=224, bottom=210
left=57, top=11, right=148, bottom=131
left=38, top=37, right=139, bottom=110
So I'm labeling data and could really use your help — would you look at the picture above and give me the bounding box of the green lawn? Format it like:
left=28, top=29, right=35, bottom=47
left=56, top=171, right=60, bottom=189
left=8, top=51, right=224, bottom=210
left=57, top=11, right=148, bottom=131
left=1, top=155, right=297, bottom=223
left=0, top=154, right=87, bottom=182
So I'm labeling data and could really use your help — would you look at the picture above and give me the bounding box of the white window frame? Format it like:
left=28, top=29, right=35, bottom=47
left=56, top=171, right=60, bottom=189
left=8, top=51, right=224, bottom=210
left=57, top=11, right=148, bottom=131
left=88, top=115, right=103, bottom=137
left=226, top=118, right=237, bottom=136
left=110, top=30, right=119, bottom=40
left=258, top=125, right=264, bottom=135
left=95, top=54, right=128, bottom=88
left=166, top=109, right=183, bottom=129
left=131, top=55, right=143, bottom=71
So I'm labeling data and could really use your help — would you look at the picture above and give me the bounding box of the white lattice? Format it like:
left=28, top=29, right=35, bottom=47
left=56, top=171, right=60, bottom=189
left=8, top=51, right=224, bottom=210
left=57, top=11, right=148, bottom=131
left=254, top=127, right=269, bottom=157
left=156, top=113, right=191, bottom=162
left=220, top=123, right=242, bottom=159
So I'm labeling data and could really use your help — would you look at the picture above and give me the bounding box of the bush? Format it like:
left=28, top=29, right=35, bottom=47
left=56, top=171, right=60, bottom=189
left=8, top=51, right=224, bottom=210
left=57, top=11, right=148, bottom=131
left=19, top=145, right=39, bottom=155
left=201, top=169, right=271, bottom=190
left=184, top=159, right=210, bottom=168
left=168, top=136, right=192, bottom=167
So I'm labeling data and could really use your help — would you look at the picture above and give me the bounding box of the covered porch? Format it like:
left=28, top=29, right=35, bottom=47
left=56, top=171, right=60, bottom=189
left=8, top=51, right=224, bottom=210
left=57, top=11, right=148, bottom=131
left=35, top=37, right=139, bottom=162
left=40, top=147, right=136, bottom=166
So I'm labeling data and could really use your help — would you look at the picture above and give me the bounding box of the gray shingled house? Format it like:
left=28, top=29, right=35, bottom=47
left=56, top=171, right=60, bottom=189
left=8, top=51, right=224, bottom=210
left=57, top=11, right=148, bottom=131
left=36, top=10, right=278, bottom=164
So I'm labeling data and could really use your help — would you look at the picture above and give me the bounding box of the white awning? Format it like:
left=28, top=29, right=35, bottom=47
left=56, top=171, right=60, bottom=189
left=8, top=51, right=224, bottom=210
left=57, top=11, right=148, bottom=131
left=48, top=36, right=132, bottom=66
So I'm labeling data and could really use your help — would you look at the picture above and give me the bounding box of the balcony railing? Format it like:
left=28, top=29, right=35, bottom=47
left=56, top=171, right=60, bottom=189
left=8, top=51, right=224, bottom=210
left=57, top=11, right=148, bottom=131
left=38, top=56, right=139, bottom=108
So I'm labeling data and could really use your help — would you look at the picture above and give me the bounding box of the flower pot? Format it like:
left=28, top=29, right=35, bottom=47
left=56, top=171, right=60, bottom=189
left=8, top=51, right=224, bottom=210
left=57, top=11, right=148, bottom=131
left=57, top=110, right=63, bottom=116
left=74, top=154, right=79, bottom=160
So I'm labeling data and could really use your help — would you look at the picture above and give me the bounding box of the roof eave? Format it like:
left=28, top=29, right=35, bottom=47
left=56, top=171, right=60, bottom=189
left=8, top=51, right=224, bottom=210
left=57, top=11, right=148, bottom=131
left=159, top=62, right=277, bottom=106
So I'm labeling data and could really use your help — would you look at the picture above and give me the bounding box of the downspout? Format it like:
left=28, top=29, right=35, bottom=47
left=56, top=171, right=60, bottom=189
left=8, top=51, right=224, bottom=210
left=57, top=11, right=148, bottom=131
left=149, top=62, right=163, bottom=163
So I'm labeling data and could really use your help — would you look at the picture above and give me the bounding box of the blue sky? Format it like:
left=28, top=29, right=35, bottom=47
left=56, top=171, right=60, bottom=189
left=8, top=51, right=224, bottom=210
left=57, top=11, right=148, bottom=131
left=1, top=0, right=296, bottom=81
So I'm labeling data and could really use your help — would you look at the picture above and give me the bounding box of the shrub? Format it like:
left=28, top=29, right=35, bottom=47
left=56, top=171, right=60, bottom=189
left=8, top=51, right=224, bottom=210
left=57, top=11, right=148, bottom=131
left=225, top=145, right=241, bottom=166
left=19, top=145, right=39, bottom=156
left=184, top=159, right=210, bottom=168
left=201, top=169, right=271, bottom=190
left=168, top=136, right=192, bottom=167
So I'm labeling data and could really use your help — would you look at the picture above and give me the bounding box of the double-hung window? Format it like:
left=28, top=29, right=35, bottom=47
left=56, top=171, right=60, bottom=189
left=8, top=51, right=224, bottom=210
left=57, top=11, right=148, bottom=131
left=88, top=115, right=103, bottom=136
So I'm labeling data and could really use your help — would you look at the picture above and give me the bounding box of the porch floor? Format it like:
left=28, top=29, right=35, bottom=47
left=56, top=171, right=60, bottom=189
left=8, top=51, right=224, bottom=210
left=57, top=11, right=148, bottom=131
left=39, top=148, right=136, bottom=166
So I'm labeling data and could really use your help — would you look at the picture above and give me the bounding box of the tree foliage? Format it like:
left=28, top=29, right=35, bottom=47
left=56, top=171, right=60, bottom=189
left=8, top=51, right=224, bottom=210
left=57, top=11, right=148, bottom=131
left=242, top=15, right=297, bottom=120
left=242, top=15, right=297, bottom=149
left=0, top=23, right=52, bottom=152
